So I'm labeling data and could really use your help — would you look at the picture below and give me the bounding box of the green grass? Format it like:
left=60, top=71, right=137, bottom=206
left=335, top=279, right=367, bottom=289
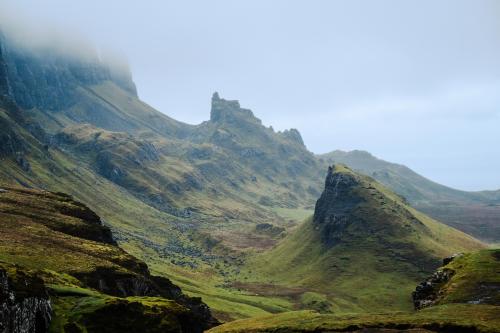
left=207, top=304, right=500, bottom=333
left=436, top=249, right=500, bottom=305
left=209, top=248, right=500, bottom=332
left=238, top=166, right=485, bottom=314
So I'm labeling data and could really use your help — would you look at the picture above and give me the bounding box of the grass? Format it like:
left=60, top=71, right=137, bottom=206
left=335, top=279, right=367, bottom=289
left=0, top=186, right=215, bottom=332
left=238, top=166, right=485, bottom=314
left=207, top=304, right=500, bottom=333
left=436, top=249, right=500, bottom=305
left=209, top=248, right=500, bottom=332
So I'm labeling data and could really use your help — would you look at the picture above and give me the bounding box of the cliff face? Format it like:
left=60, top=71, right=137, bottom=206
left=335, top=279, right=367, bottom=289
left=313, top=166, right=364, bottom=246
left=0, top=33, right=137, bottom=112
left=0, top=265, right=52, bottom=333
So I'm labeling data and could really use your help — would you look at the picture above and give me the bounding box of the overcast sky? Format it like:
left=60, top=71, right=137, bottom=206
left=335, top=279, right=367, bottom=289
left=3, top=0, right=500, bottom=191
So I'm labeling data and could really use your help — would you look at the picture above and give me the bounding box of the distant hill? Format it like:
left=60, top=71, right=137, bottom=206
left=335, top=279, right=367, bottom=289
left=321, top=150, right=500, bottom=242
left=244, top=165, right=484, bottom=313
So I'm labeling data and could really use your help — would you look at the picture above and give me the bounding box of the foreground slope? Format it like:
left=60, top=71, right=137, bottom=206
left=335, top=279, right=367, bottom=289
left=243, top=165, right=484, bottom=313
left=0, top=186, right=218, bottom=332
left=209, top=249, right=500, bottom=333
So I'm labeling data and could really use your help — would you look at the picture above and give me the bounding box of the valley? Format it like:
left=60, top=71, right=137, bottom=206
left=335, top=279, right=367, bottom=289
left=0, top=23, right=498, bottom=332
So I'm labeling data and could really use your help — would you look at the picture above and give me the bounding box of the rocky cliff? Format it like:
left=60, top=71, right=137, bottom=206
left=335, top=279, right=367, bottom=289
left=0, top=264, right=52, bottom=333
left=313, top=165, right=365, bottom=246
left=0, top=33, right=136, bottom=112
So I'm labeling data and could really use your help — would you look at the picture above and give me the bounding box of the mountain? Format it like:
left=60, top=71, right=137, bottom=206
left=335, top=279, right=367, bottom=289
left=208, top=249, right=500, bottom=333
left=242, top=165, right=484, bottom=313
left=0, top=185, right=218, bottom=332
left=0, top=25, right=497, bottom=322
left=0, top=33, right=325, bottom=319
left=321, top=150, right=500, bottom=242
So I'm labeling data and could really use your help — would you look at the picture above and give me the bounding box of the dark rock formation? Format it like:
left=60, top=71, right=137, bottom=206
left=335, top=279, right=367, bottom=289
left=210, top=92, right=262, bottom=125
left=313, top=166, right=364, bottom=246
left=412, top=268, right=455, bottom=310
left=72, top=266, right=218, bottom=331
left=54, top=194, right=117, bottom=245
left=0, top=33, right=137, bottom=112
left=0, top=265, right=52, bottom=333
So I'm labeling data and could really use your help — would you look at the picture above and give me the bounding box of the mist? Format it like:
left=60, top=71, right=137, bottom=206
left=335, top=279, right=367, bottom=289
left=2, top=0, right=500, bottom=191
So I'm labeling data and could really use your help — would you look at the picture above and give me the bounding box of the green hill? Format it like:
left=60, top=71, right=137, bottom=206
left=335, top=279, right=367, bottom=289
left=208, top=249, right=500, bottom=333
left=0, top=185, right=217, bottom=332
left=242, top=165, right=484, bottom=313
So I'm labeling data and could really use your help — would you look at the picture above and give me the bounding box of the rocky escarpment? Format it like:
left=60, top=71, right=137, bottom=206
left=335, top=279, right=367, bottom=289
left=0, top=264, right=52, bottom=333
left=0, top=186, right=219, bottom=332
left=210, top=92, right=260, bottom=125
left=312, top=165, right=365, bottom=246
left=412, top=267, right=455, bottom=310
left=0, top=32, right=137, bottom=112
left=412, top=254, right=466, bottom=310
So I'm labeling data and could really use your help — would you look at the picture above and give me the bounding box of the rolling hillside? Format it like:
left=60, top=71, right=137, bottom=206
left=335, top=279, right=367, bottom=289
left=242, top=165, right=484, bottom=313
left=209, top=249, right=500, bottom=333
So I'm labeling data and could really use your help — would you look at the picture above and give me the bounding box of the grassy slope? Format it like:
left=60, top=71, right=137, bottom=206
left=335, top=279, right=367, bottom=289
left=240, top=166, right=484, bottom=314
left=0, top=101, right=306, bottom=321
left=0, top=186, right=210, bottom=332
left=208, top=249, right=500, bottom=333
left=208, top=304, right=500, bottom=333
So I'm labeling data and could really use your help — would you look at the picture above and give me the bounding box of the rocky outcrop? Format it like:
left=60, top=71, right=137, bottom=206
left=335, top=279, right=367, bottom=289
left=210, top=92, right=262, bottom=125
left=313, top=166, right=364, bottom=246
left=280, top=128, right=304, bottom=146
left=0, top=265, right=52, bottom=333
left=412, top=254, right=467, bottom=310
left=412, top=268, right=455, bottom=310
left=71, top=266, right=217, bottom=330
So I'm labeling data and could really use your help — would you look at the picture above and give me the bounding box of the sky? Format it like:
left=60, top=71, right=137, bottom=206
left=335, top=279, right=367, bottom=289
left=2, top=0, right=500, bottom=191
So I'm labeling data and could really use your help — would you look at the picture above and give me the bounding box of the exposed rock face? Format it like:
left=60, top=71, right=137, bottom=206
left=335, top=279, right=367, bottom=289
left=0, top=266, right=52, bottom=333
left=281, top=128, right=304, bottom=146
left=0, top=33, right=137, bottom=112
left=412, top=268, right=455, bottom=310
left=313, top=166, right=363, bottom=246
left=210, top=92, right=260, bottom=124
